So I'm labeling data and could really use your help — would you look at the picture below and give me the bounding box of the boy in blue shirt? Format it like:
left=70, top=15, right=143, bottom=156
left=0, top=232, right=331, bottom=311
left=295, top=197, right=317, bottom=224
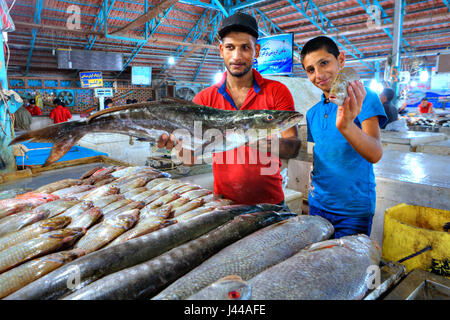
left=301, top=36, right=387, bottom=238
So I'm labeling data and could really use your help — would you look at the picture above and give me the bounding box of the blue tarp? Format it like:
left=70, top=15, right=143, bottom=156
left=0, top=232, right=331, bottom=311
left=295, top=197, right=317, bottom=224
left=15, top=142, right=108, bottom=166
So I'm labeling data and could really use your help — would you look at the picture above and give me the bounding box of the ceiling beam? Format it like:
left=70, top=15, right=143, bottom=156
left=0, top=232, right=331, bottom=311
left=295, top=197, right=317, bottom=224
left=110, top=0, right=179, bottom=35
left=26, top=0, right=44, bottom=75
left=118, top=2, right=177, bottom=76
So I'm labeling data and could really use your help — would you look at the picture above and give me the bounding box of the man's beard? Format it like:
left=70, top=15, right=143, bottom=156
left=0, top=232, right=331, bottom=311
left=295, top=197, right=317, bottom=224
left=225, top=62, right=252, bottom=77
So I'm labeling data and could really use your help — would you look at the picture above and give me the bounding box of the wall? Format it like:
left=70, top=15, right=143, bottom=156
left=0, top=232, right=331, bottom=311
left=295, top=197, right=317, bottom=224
left=8, top=77, right=155, bottom=114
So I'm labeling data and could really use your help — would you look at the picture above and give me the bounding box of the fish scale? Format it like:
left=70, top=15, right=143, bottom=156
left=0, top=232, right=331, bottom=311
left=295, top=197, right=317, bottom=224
left=153, top=215, right=334, bottom=300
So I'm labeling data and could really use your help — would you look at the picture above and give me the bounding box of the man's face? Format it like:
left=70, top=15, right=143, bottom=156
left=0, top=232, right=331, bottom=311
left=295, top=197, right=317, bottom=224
left=421, top=100, right=428, bottom=106
left=302, top=48, right=345, bottom=93
left=219, top=31, right=260, bottom=78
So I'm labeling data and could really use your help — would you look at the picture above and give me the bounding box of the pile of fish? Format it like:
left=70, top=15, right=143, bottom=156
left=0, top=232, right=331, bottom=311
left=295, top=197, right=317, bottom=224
left=0, top=165, right=249, bottom=298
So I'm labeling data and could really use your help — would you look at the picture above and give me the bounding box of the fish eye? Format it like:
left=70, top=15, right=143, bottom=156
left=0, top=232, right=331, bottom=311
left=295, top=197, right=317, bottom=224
left=266, top=114, right=274, bottom=121
left=228, top=291, right=241, bottom=299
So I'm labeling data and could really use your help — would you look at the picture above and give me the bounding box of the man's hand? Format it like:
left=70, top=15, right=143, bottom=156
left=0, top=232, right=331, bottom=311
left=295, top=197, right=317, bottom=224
left=336, top=80, right=366, bottom=131
left=157, top=133, right=176, bottom=150
left=157, top=134, right=196, bottom=166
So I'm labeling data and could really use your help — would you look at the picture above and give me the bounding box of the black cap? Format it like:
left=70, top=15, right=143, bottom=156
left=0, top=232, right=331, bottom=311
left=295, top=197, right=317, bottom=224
left=218, top=12, right=259, bottom=39
left=29, top=99, right=35, bottom=104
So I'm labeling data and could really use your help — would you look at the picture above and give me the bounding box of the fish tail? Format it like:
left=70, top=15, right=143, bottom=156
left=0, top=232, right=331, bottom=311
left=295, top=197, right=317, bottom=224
left=9, top=121, right=88, bottom=167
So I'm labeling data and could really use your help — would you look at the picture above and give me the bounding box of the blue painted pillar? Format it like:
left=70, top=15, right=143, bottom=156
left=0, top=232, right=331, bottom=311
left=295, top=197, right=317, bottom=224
left=391, top=0, right=405, bottom=99
left=0, top=30, right=19, bottom=174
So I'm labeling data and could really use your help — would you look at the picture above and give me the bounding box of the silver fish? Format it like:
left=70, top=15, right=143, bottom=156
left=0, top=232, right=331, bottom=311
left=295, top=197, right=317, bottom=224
left=153, top=215, right=333, bottom=300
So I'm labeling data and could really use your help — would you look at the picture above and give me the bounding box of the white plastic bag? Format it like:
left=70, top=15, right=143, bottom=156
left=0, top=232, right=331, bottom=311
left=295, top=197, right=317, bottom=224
left=385, top=118, right=408, bottom=132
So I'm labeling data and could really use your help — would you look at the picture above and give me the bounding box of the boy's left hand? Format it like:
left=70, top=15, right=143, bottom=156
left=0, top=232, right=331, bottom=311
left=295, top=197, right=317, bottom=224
left=336, top=80, right=366, bottom=131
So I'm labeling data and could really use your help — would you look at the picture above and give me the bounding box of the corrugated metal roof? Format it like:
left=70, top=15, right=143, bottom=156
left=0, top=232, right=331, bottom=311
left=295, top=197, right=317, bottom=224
left=5, top=0, right=450, bottom=84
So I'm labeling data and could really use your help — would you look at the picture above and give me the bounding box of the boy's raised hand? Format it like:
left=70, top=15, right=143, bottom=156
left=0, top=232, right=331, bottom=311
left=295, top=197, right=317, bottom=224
left=336, top=80, right=366, bottom=131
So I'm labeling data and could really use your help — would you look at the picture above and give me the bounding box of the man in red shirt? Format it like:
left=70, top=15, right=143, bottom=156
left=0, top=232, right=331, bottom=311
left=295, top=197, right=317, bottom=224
left=418, top=97, right=433, bottom=114
left=158, top=13, right=300, bottom=206
left=50, top=98, right=72, bottom=124
left=25, top=99, right=42, bottom=116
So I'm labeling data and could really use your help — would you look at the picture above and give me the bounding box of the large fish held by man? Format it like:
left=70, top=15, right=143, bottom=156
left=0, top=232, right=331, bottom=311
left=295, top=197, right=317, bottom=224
left=9, top=99, right=303, bottom=166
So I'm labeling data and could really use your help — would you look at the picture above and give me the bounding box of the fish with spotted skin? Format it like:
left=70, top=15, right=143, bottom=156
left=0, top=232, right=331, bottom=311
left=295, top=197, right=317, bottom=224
left=9, top=99, right=303, bottom=166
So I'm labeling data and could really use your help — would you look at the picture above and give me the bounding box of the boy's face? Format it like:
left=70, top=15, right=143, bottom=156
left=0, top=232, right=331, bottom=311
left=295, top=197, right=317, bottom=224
left=219, top=31, right=260, bottom=78
left=302, top=48, right=345, bottom=94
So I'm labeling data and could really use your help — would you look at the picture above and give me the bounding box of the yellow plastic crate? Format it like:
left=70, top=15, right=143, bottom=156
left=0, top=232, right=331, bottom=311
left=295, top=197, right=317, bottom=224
left=382, top=203, right=450, bottom=277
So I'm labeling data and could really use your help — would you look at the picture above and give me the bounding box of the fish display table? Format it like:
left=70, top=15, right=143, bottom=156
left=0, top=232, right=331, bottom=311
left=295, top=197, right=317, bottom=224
left=381, top=130, right=447, bottom=152
left=0, top=162, right=108, bottom=192
left=415, top=139, right=450, bottom=156
left=177, top=172, right=303, bottom=215
left=371, top=150, right=450, bottom=247
left=384, top=269, right=450, bottom=300
left=78, top=133, right=153, bottom=166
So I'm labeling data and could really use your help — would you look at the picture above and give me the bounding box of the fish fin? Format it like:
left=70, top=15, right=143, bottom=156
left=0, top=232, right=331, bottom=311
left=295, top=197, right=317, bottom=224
left=9, top=121, right=87, bottom=167
left=87, top=100, right=169, bottom=122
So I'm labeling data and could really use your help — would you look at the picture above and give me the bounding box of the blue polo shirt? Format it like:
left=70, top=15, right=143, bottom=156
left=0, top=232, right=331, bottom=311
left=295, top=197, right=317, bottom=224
left=306, top=88, right=387, bottom=217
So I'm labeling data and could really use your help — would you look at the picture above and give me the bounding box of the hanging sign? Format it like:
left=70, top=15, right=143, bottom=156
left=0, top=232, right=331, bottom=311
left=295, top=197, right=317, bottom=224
left=254, top=34, right=293, bottom=76
left=79, top=71, right=103, bottom=88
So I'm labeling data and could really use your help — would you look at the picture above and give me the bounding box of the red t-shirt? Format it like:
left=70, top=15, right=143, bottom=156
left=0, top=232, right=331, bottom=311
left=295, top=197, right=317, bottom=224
left=193, top=69, right=295, bottom=205
left=50, top=105, right=72, bottom=124
left=26, top=105, right=42, bottom=116
left=418, top=102, right=433, bottom=114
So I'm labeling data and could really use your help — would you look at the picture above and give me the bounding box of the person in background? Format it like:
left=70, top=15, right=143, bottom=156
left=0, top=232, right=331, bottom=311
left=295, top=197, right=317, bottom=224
left=132, top=99, right=138, bottom=104
left=50, top=98, right=72, bottom=124
left=379, top=88, right=398, bottom=129
left=104, top=98, right=113, bottom=109
left=126, top=99, right=132, bottom=105
left=14, top=105, right=33, bottom=131
left=301, top=35, right=387, bottom=239
left=25, top=98, right=42, bottom=116
left=398, top=102, right=408, bottom=115
left=418, top=97, right=433, bottom=114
